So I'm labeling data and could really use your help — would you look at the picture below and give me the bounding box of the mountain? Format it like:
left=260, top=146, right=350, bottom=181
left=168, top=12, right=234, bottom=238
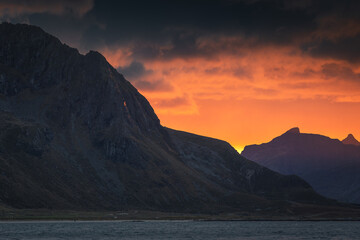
left=342, top=134, right=360, bottom=146
left=0, top=23, right=341, bottom=214
left=242, top=128, right=360, bottom=204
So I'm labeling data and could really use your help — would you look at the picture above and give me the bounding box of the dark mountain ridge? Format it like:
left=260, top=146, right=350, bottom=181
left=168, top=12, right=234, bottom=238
left=0, top=23, right=344, bottom=214
left=242, top=128, right=360, bottom=204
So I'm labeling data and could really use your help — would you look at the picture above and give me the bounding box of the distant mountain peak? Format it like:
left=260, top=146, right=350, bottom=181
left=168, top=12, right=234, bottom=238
left=242, top=128, right=360, bottom=204
left=342, top=134, right=360, bottom=146
left=284, top=127, right=300, bottom=134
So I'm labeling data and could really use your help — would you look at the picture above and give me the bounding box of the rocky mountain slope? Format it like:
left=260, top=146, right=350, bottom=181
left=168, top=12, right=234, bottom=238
left=242, top=128, right=360, bottom=204
left=0, top=23, right=338, bottom=213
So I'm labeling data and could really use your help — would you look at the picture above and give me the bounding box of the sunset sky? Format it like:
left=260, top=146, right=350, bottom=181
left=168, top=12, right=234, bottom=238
left=2, top=0, right=360, bottom=152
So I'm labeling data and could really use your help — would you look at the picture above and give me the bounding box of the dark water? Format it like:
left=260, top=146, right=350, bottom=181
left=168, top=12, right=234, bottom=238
left=0, top=221, right=359, bottom=239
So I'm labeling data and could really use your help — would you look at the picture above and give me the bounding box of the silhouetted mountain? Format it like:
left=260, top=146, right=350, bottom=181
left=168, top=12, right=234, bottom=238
left=342, top=134, right=360, bottom=146
left=0, top=23, right=336, bottom=213
left=242, top=128, right=360, bottom=204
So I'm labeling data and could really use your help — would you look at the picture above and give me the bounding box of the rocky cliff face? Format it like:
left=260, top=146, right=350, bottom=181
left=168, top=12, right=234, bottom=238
left=242, top=128, right=360, bottom=204
left=0, top=23, right=332, bottom=212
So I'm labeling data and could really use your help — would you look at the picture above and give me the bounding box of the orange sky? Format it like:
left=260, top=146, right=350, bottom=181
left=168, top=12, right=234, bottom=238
left=103, top=44, right=360, bottom=153
left=2, top=0, right=360, bottom=153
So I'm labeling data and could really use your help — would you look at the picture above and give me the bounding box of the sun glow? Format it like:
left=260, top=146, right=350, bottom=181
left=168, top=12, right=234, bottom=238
left=235, top=146, right=245, bottom=154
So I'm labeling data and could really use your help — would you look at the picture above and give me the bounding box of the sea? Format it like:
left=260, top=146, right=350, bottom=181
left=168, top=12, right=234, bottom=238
left=0, top=220, right=359, bottom=239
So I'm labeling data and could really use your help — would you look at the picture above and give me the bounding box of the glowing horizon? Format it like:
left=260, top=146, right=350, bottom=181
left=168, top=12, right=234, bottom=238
left=103, top=45, right=360, bottom=151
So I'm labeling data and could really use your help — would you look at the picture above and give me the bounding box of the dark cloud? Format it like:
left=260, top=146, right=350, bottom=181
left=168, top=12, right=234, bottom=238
left=204, top=66, right=253, bottom=79
left=85, top=0, right=360, bottom=62
left=130, top=31, right=219, bottom=60
left=74, top=0, right=320, bottom=59
left=0, top=0, right=93, bottom=18
left=290, top=68, right=316, bottom=79
left=132, top=79, right=173, bottom=92
left=232, top=67, right=253, bottom=79
left=264, top=67, right=287, bottom=80
left=321, top=63, right=360, bottom=82
left=117, top=61, right=153, bottom=80
left=3, top=0, right=360, bottom=64
left=117, top=61, right=172, bottom=92
left=304, top=34, right=360, bottom=63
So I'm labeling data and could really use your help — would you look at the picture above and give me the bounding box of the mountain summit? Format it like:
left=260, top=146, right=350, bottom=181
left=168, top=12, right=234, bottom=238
left=284, top=127, right=300, bottom=134
left=342, top=134, right=360, bottom=146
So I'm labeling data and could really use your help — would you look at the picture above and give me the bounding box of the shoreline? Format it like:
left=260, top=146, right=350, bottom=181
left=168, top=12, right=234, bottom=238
left=2, top=206, right=360, bottom=222
left=1, top=216, right=360, bottom=222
